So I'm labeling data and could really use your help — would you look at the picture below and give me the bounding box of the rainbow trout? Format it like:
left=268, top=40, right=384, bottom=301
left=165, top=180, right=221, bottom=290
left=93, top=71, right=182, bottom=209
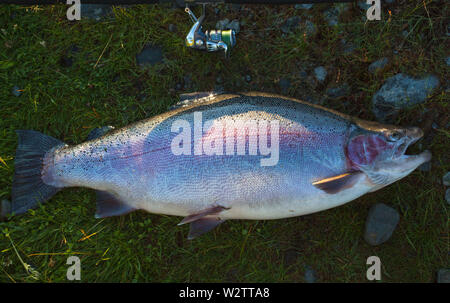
left=10, top=92, right=431, bottom=239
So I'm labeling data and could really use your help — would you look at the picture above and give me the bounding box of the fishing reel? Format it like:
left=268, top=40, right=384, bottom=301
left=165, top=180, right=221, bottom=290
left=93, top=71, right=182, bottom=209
left=185, top=4, right=236, bottom=56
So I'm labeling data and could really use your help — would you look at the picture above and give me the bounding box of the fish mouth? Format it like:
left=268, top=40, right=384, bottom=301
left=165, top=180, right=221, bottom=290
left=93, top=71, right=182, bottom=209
left=393, top=127, right=431, bottom=165
left=394, top=127, right=424, bottom=158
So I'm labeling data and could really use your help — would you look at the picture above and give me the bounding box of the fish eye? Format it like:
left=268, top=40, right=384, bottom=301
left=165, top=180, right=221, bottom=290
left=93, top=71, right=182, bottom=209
left=387, top=131, right=402, bottom=142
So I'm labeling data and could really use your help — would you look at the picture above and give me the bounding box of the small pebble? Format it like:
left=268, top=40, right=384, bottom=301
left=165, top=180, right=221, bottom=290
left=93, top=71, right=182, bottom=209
left=281, top=16, right=301, bottom=34
left=304, top=20, right=317, bottom=36
left=278, top=78, right=291, bottom=94
left=314, top=66, right=327, bottom=82
left=446, top=189, right=450, bottom=205
left=216, top=18, right=230, bottom=30
left=81, top=4, right=113, bottom=21
left=326, top=84, right=350, bottom=99
left=227, top=19, right=240, bottom=34
left=304, top=265, right=316, bottom=283
left=295, top=4, right=313, bottom=10
left=437, top=269, right=450, bottom=283
left=168, top=24, right=177, bottom=32
left=443, top=172, right=450, bottom=186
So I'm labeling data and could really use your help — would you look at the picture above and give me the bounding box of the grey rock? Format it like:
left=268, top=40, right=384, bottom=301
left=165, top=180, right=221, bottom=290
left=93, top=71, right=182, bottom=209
left=323, top=4, right=349, bottom=26
left=136, top=45, right=164, bottom=67
left=295, top=4, right=313, bottom=10
left=368, top=57, right=389, bottom=73
left=281, top=16, right=301, bottom=34
left=245, top=74, right=252, bottom=83
left=437, top=269, right=450, bottom=283
left=216, top=18, right=230, bottom=30
left=279, top=78, right=291, bottom=94
left=323, top=7, right=339, bottom=26
left=298, top=69, right=308, bottom=78
left=168, top=24, right=177, bottom=32
left=372, top=74, right=440, bottom=122
left=1, top=199, right=11, bottom=220
left=358, top=1, right=371, bottom=10
left=216, top=76, right=223, bottom=84
left=314, top=66, right=327, bottom=82
left=446, top=189, right=450, bottom=205
left=341, top=39, right=355, bottom=55
left=12, top=85, right=21, bottom=97
left=227, top=19, right=240, bottom=34
left=304, top=20, right=317, bottom=36
left=446, top=57, right=450, bottom=67
left=304, top=265, right=316, bottom=283
left=81, top=4, right=113, bottom=21
left=364, top=203, right=400, bottom=246
left=326, top=84, right=350, bottom=99
left=443, top=172, right=450, bottom=186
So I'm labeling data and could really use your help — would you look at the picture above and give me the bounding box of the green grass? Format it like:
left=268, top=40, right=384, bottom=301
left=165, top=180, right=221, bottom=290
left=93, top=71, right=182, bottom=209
left=0, top=1, right=448, bottom=282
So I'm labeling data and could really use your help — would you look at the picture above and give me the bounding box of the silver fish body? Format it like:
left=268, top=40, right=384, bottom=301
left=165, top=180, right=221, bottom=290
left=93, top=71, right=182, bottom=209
left=11, top=92, right=431, bottom=238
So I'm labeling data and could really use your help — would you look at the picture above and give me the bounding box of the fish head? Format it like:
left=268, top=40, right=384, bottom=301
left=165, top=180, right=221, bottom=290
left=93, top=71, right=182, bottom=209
left=347, top=120, right=431, bottom=191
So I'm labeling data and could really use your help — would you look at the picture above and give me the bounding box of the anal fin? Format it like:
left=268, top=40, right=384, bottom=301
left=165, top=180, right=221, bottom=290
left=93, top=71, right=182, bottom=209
left=178, top=205, right=230, bottom=239
left=177, top=205, right=229, bottom=226
left=95, top=191, right=136, bottom=218
left=188, top=217, right=225, bottom=240
left=312, top=172, right=363, bottom=194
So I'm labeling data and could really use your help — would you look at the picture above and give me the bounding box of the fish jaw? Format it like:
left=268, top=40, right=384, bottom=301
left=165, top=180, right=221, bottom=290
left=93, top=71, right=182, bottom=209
left=365, top=150, right=432, bottom=192
left=346, top=123, right=431, bottom=190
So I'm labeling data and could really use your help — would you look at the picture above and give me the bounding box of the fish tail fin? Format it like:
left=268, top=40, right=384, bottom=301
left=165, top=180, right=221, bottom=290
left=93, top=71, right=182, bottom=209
left=10, top=130, right=65, bottom=216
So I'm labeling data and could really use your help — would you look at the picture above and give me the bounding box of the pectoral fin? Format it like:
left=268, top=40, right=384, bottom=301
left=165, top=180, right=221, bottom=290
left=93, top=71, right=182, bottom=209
left=95, top=191, right=136, bottom=218
left=312, top=172, right=363, bottom=194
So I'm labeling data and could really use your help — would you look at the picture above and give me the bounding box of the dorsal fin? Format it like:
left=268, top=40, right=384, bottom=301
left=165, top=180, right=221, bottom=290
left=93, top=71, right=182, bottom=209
left=170, top=91, right=223, bottom=110
left=312, top=172, right=363, bottom=194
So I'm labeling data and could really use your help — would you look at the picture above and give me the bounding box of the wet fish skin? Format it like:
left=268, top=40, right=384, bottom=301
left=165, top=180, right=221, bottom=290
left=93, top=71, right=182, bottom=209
left=10, top=92, right=431, bottom=238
